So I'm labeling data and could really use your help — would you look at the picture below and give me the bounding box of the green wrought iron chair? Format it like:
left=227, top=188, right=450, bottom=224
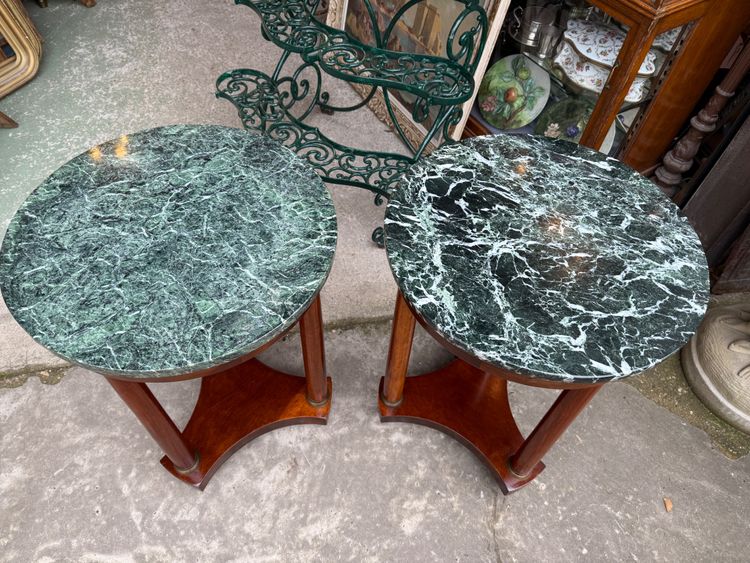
left=216, top=0, right=490, bottom=244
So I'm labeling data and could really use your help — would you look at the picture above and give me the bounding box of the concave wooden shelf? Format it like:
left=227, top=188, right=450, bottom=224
left=161, top=358, right=331, bottom=489
left=378, top=358, right=544, bottom=494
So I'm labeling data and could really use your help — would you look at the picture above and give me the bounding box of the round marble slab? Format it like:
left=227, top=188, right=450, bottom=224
left=385, top=135, right=709, bottom=384
left=0, top=125, right=337, bottom=379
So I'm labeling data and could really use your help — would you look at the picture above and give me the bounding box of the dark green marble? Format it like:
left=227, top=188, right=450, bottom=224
left=0, top=125, right=337, bottom=378
left=385, top=134, right=709, bottom=384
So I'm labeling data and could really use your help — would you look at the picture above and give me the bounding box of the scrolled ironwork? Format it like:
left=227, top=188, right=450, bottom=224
left=371, top=226, right=385, bottom=247
left=216, top=69, right=285, bottom=130
left=220, top=0, right=489, bottom=243
left=442, top=105, right=465, bottom=144
left=236, top=0, right=476, bottom=104
left=276, top=60, right=322, bottom=120
left=446, top=5, right=488, bottom=72
left=314, top=42, right=474, bottom=104
left=217, top=68, right=412, bottom=198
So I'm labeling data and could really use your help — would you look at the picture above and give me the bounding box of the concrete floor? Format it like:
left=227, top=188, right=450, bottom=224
left=1, top=1, right=750, bottom=561
left=2, top=325, right=750, bottom=561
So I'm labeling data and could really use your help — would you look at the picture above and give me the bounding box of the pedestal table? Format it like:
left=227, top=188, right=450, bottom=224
left=0, top=125, right=337, bottom=489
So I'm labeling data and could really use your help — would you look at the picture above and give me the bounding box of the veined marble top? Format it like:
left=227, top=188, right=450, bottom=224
left=385, top=135, right=709, bottom=384
left=0, top=125, right=337, bottom=379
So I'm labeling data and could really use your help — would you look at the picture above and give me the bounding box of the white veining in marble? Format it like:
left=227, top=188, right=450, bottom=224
left=385, top=134, right=709, bottom=383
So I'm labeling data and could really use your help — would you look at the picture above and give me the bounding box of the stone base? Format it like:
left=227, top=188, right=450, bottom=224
left=681, top=304, right=750, bottom=434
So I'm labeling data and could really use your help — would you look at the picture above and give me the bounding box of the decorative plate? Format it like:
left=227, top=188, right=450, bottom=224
left=565, top=19, right=656, bottom=76
left=652, top=26, right=681, bottom=52
left=477, top=55, right=551, bottom=130
left=617, top=107, right=640, bottom=131
left=554, top=40, right=650, bottom=103
left=534, top=97, right=616, bottom=154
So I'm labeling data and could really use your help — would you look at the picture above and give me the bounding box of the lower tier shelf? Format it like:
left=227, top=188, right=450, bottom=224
left=378, top=358, right=544, bottom=493
left=161, top=358, right=331, bottom=489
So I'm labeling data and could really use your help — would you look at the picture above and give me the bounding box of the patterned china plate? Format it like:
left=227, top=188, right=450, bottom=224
left=652, top=26, right=681, bottom=52
left=534, top=97, right=616, bottom=154
left=554, top=40, right=649, bottom=103
left=565, top=19, right=656, bottom=76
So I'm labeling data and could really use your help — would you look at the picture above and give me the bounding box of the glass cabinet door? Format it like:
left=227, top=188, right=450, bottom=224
left=468, top=0, right=700, bottom=157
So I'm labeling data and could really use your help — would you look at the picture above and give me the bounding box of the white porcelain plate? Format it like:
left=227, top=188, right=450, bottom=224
left=565, top=19, right=656, bottom=76
left=652, top=26, right=682, bottom=53
left=554, top=40, right=650, bottom=104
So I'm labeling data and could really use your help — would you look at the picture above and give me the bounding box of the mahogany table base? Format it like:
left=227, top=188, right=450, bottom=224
left=380, top=291, right=601, bottom=494
left=107, top=296, right=331, bottom=490
left=162, top=359, right=331, bottom=488
left=109, top=359, right=331, bottom=490
left=379, top=359, right=543, bottom=493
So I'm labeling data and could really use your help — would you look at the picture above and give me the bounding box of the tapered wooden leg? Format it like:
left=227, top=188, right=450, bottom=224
left=106, top=378, right=199, bottom=472
left=107, top=297, right=332, bottom=489
left=299, top=295, right=328, bottom=406
left=509, top=385, right=602, bottom=478
left=382, top=291, right=416, bottom=407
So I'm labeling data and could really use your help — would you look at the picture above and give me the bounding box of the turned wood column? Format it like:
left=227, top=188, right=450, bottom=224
left=107, top=378, right=198, bottom=471
left=509, top=385, right=602, bottom=477
left=655, top=40, right=750, bottom=197
left=382, top=291, right=417, bottom=407
left=299, top=295, right=329, bottom=406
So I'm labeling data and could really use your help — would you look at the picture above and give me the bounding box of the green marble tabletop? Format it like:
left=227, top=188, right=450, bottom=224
left=0, top=125, right=337, bottom=379
left=385, top=134, right=709, bottom=384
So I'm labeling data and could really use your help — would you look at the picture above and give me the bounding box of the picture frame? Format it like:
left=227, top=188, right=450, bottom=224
left=325, top=0, right=510, bottom=149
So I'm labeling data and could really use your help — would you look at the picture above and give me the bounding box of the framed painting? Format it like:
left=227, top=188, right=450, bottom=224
left=326, top=0, right=510, bottom=149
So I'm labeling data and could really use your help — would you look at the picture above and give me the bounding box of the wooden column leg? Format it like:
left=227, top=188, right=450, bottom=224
left=382, top=290, right=417, bottom=407
left=509, top=385, right=602, bottom=478
left=107, top=378, right=198, bottom=472
left=299, top=295, right=328, bottom=406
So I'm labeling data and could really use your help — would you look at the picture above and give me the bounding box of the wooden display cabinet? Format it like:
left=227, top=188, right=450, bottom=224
left=463, top=0, right=716, bottom=170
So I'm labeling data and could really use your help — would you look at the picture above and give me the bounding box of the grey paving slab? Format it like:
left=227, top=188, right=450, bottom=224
left=1, top=324, right=749, bottom=562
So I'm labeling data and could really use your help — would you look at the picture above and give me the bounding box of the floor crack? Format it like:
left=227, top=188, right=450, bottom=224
left=488, top=489, right=506, bottom=563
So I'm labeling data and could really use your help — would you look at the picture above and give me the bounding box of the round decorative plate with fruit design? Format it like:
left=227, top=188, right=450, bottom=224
left=477, top=55, right=551, bottom=130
